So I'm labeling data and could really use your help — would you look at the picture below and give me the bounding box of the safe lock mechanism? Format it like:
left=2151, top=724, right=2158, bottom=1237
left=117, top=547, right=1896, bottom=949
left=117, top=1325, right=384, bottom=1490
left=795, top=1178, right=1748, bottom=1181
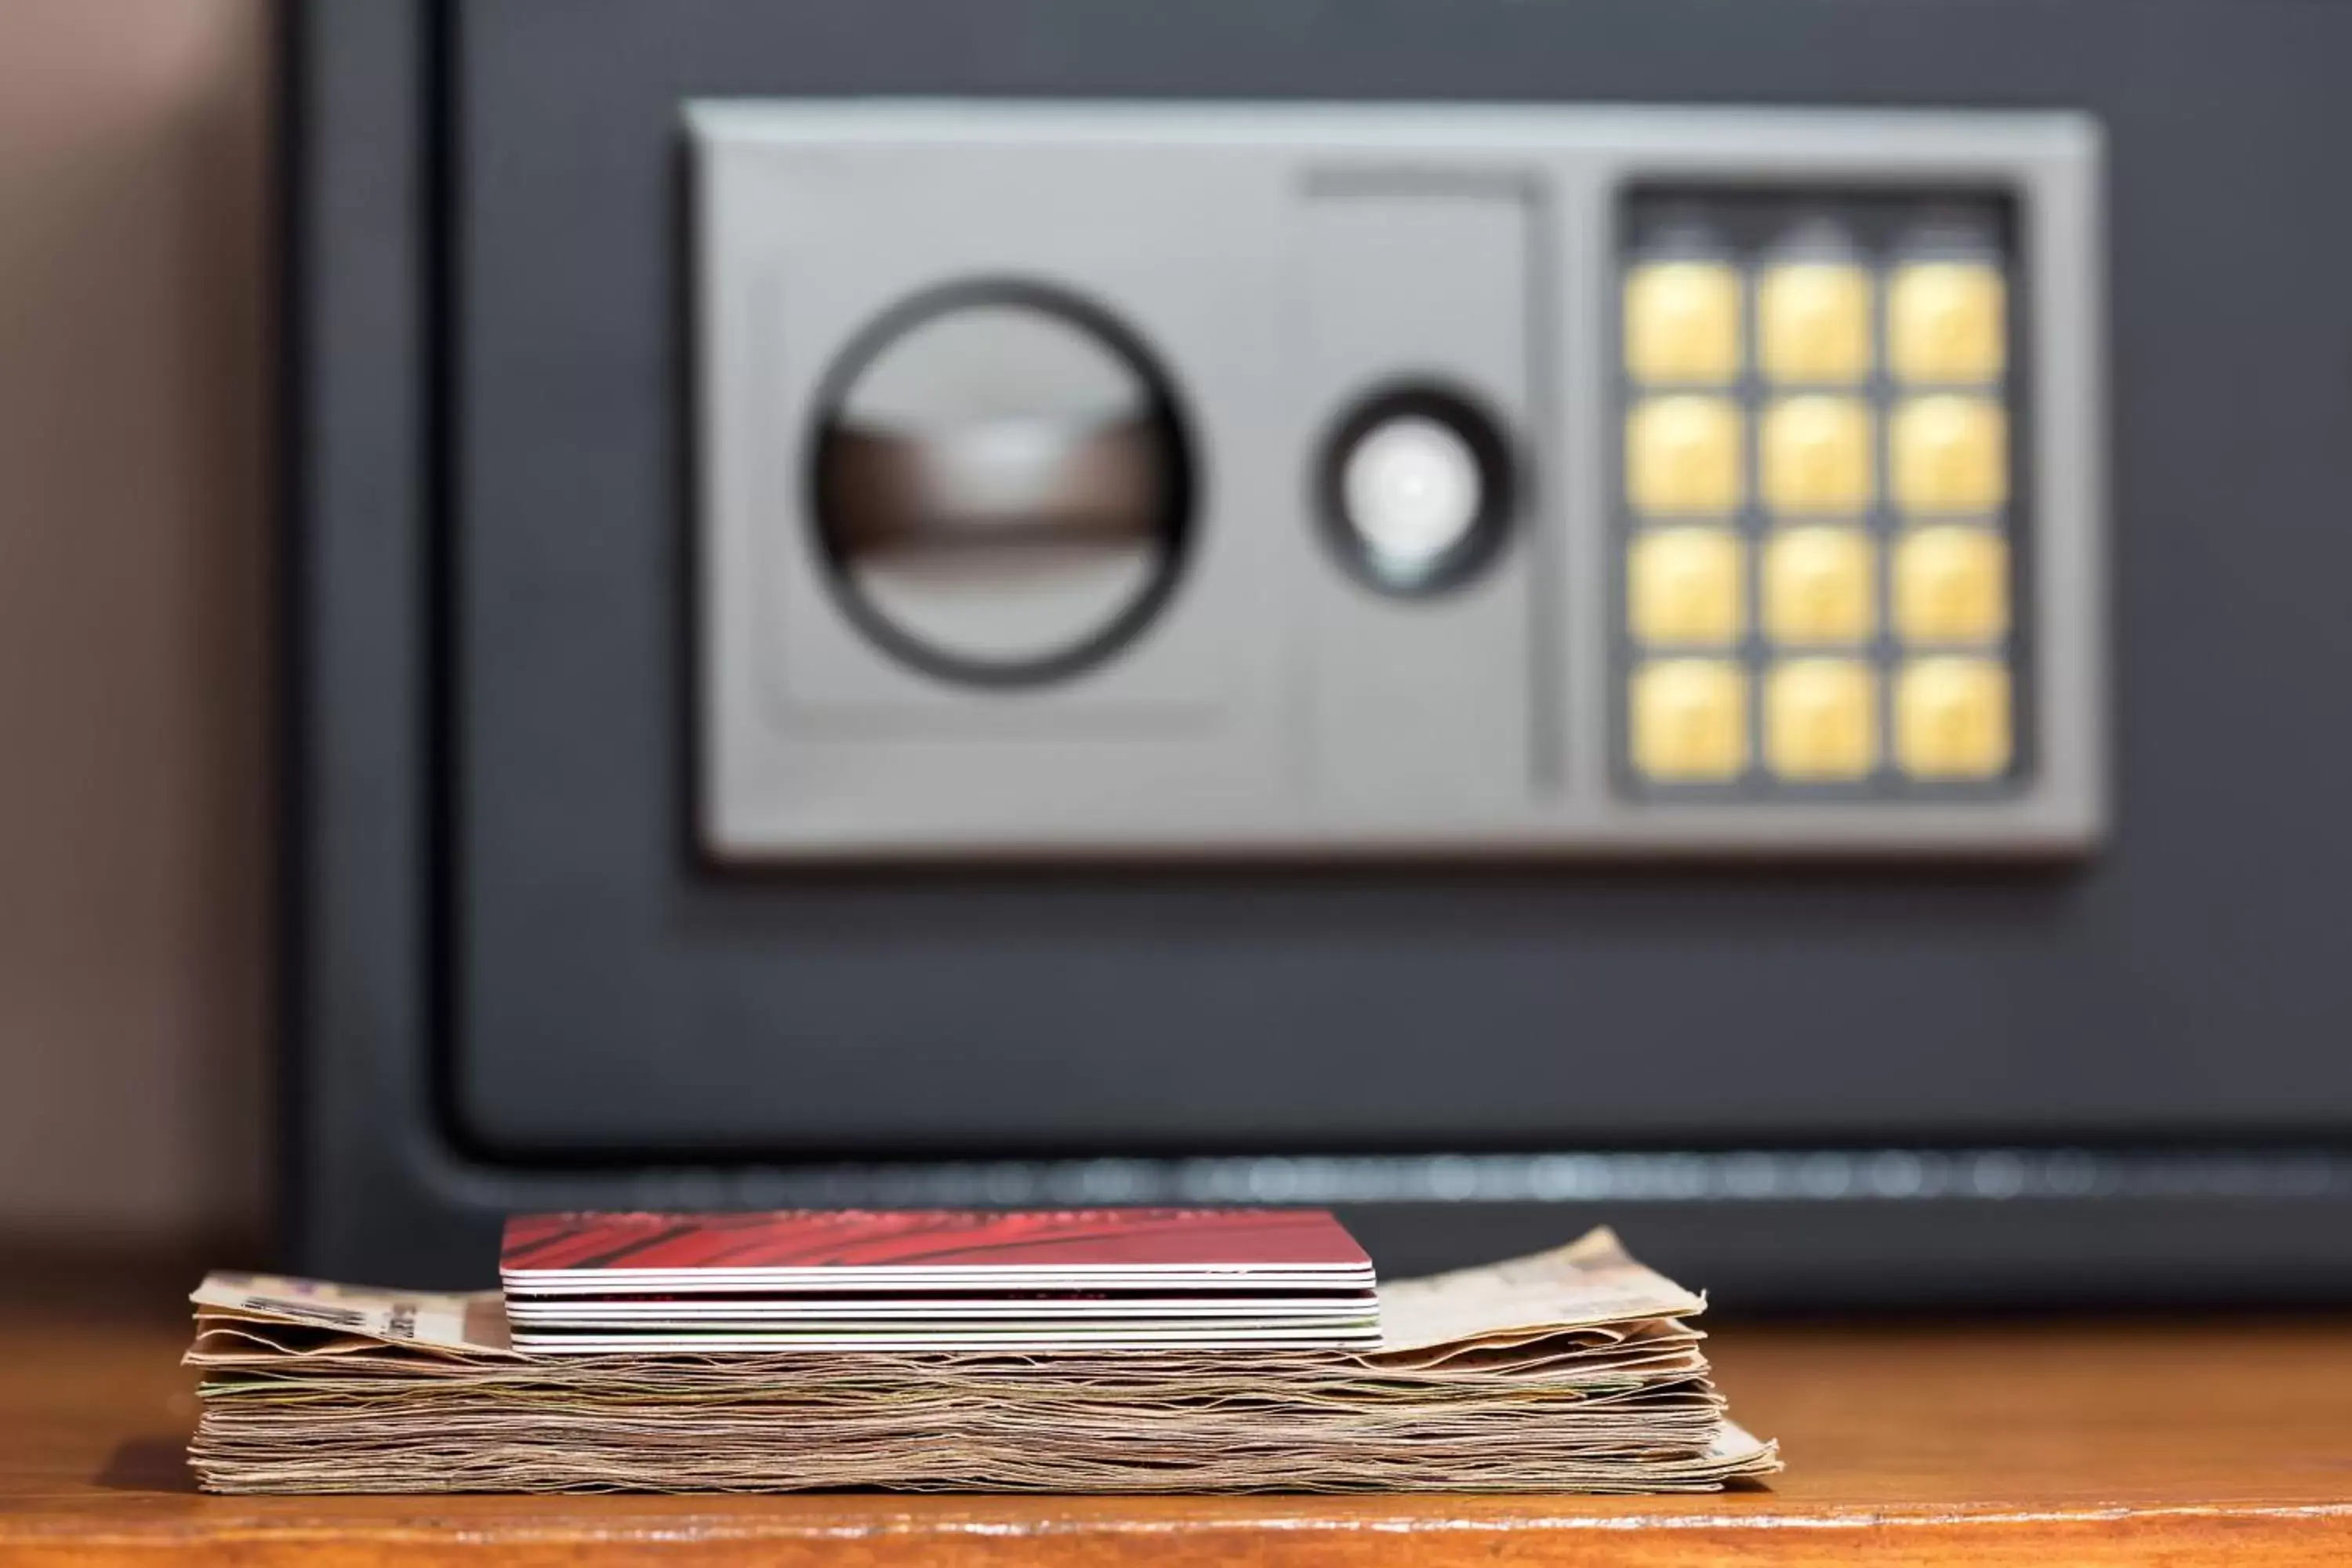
left=810, top=283, right=1196, bottom=686
left=693, top=103, right=2104, bottom=859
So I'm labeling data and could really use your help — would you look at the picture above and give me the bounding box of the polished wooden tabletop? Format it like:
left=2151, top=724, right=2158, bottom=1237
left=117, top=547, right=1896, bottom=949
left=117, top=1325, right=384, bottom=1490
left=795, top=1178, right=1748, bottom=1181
left=4, top=1279, right=2350, bottom=1566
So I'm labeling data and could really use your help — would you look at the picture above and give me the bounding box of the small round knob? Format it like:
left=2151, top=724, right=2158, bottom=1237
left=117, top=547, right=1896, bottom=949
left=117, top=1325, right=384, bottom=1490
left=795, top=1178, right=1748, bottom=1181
left=1317, top=384, right=1516, bottom=596
left=1340, top=416, right=1486, bottom=575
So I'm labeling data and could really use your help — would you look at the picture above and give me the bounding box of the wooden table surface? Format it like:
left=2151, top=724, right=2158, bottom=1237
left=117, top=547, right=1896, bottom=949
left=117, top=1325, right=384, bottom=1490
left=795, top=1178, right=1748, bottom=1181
left=5, top=1286, right=2350, bottom=1566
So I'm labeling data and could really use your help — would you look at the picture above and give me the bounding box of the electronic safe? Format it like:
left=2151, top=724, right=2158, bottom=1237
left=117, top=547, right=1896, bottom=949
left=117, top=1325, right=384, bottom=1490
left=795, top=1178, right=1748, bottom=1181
left=289, top=0, right=2352, bottom=1302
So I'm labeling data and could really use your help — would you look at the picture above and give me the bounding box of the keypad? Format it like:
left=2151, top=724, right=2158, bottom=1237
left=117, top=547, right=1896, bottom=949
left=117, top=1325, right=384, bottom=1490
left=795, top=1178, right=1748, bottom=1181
left=1619, top=195, right=2020, bottom=793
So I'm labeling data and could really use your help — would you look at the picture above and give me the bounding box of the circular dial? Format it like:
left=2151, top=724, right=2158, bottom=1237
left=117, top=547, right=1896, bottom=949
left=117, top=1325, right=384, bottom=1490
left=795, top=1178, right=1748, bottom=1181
left=809, top=283, right=1194, bottom=687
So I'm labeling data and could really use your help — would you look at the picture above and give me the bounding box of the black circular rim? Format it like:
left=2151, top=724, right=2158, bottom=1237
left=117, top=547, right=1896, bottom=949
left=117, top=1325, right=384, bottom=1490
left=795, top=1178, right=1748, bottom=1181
left=1312, top=380, right=1519, bottom=598
left=806, top=278, right=1198, bottom=690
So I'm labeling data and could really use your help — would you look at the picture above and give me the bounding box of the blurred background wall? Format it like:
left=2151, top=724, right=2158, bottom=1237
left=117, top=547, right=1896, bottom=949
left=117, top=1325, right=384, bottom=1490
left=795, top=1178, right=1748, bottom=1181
left=0, top=0, right=271, bottom=1250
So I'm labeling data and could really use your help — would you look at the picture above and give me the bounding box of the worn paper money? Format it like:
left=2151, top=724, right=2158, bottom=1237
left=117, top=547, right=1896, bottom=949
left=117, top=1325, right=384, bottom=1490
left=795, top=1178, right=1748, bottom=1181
left=186, top=1227, right=1779, bottom=1495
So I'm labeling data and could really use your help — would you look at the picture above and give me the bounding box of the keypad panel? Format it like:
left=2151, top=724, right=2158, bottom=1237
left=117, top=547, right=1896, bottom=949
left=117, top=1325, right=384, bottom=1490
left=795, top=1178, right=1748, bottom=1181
left=1617, top=193, right=2022, bottom=797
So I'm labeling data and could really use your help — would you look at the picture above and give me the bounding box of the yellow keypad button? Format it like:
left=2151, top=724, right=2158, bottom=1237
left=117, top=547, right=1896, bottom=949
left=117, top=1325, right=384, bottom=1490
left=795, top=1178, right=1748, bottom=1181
left=1761, top=397, right=1873, bottom=515
left=1889, top=261, right=2006, bottom=383
left=1766, top=659, right=1878, bottom=781
left=1629, top=528, right=1744, bottom=645
left=1896, top=657, right=2013, bottom=779
left=1624, top=261, right=1742, bottom=383
left=1627, top=397, right=1744, bottom=515
left=1892, top=396, right=2007, bottom=514
left=1632, top=659, right=1749, bottom=781
left=1895, top=526, right=2009, bottom=643
left=1759, top=262, right=1872, bottom=384
left=1763, top=526, right=1876, bottom=644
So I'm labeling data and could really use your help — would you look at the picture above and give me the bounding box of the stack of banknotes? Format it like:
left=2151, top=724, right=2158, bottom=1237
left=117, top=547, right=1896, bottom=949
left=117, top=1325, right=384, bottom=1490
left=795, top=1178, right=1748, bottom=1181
left=183, top=1221, right=1779, bottom=1494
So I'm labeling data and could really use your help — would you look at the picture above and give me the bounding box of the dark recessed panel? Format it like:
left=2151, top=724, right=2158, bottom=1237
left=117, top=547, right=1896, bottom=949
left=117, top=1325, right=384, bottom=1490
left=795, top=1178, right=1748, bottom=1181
left=448, top=0, right=2352, bottom=1165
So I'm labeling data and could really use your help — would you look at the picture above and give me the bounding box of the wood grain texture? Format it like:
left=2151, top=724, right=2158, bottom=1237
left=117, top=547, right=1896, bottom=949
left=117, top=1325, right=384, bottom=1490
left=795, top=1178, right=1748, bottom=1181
left=5, top=1294, right=2351, bottom=1566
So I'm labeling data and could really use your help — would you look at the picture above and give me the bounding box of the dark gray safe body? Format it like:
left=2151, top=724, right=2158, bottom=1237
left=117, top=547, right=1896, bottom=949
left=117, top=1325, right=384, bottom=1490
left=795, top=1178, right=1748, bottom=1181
left=289, top=0, right=2352, bottom=1300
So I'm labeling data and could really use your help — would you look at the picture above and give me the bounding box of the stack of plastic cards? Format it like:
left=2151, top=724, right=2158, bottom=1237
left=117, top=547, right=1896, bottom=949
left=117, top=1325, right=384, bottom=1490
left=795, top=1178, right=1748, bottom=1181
left=498, top=1208, right=1381, bottom=1352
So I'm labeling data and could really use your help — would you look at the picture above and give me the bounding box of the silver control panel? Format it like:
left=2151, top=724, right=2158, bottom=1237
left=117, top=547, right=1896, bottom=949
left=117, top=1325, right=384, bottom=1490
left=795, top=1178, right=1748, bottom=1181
left=691, top=103, right=2103, bottom=859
